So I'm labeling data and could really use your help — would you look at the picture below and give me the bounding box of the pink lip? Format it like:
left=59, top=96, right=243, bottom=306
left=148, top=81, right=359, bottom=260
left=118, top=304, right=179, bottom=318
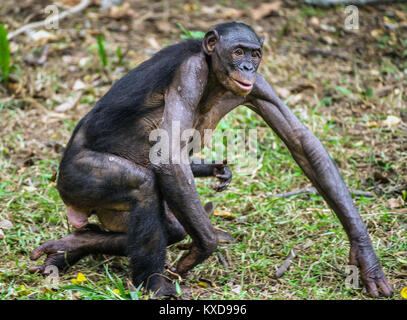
left=232, top=79, right=253, bottom=91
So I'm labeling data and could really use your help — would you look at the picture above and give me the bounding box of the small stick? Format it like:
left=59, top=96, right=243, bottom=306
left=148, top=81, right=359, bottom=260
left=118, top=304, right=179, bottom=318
left=271, top=187, right=375, bottom=199
left=306, top=48, right=351, bottom=61
left=8, top=0, right=92, bottom=40
left=217, top=252, right=229, bottom=269
left=274, top=249, right=297, bottom=278
left=217, top=252, right=229, bottom=276
left=274, top=240, right=313, bottom=278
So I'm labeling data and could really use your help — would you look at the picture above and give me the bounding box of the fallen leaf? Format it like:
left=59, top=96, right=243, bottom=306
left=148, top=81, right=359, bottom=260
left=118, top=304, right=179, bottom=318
left=382, top=115, right=401, bottom=127
left=250, top=1, right=281, bottom=20
left=310, top=17, right=320, bottom=26
left=197, top=281, right=208, bottom=288
left=57, top=0, right=82, bottom=6
left=28, top=30, right=56, bottom=44
left=395, top=10, right=407, bottom=22
left=231, top=285, right=241, bottom=294
left=55, top=93, right=82, bottom=112
left=213, top=210, right=235, bottom=219
left=371, top=29, right=384, bottom=38
left=109, top=2, right=138, bottom=19
left=365, top=121, right=378, bottom=128
left=388, top=198, right=403, bottom=209
left=0, top=219, right=13, bottom=230
left=72, top=80, right=86, bottom=91
left=222, top=8, right=243, bottom=19
left=275, top=87, right=290, bottom=99
left=155, top=21, right=172, bottom=34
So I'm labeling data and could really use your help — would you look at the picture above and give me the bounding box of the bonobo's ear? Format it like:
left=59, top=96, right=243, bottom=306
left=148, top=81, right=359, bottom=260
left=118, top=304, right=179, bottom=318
left=202, top=30, right=219, bottom=55
left=259, top=36, right=265, bottom=47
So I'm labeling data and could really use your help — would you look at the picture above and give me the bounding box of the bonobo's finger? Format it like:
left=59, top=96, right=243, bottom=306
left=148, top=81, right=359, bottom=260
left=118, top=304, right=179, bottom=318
left=365, top=280, right=379, bottom=298
left=215, top=173, right=230, bottom=180
left=28, top=265, right=45, bottom=274
left=377, top=278, right=393, bottom=297
left=30, top=241, right=59, bottom=260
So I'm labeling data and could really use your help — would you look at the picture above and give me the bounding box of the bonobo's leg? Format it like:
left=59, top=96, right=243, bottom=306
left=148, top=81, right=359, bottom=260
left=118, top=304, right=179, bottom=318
left=29, top=224, right=127, bottom=274
left=127, top=187, right=173, bottom=295
left=32, top=150, right=172, bottom=294
left=30, top=208, right=186, bottom=277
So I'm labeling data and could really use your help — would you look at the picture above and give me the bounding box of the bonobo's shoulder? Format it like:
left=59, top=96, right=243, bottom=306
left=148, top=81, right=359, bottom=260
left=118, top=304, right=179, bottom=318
left=178, top=52, right=209, bottom=77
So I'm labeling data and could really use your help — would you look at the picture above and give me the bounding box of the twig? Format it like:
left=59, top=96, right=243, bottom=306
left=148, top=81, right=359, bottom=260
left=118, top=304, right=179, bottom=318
left=274, top=240, right=313, bottom=278
left=7, top=0, right=92, bottom=40
left=271, top=187, right=375, bottom=199
left=306, top=48, right=351, bottom=61
left=217, top=252, right=229, bottom=270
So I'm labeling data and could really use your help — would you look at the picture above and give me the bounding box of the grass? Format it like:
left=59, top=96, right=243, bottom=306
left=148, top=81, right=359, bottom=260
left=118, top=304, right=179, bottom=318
left=0, top=99, right=405, bottom=300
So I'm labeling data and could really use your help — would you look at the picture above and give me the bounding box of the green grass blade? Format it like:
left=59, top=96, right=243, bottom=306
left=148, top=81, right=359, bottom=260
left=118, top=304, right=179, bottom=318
left=96, top=34, right=107, bottom=67
left=0, top=24, right=10, bottom=84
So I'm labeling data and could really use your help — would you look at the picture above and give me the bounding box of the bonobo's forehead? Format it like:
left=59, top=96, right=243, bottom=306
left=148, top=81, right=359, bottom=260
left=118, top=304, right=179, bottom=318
left=214, top=23, right=261, bottom=49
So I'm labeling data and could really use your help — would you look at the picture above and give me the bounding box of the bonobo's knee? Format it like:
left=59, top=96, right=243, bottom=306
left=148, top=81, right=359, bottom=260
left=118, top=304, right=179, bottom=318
left=201, top=233, right=218, bottom=258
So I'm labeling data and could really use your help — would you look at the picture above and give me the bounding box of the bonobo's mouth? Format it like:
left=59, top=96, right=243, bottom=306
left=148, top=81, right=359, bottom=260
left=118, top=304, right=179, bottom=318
left=232, top=78, right=253, bottom=91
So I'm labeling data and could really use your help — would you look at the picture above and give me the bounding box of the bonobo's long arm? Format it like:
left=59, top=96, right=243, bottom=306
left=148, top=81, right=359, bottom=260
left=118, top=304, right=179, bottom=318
left=246, top=73, right=392, bottom=297
left=151, top=55, right=218, bottom=275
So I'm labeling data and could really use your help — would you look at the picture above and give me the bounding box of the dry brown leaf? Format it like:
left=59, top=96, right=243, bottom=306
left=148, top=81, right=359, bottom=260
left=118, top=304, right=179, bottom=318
left=388, top=198, right=403, bottom=209
left=213, top=209, right=235, bottom=219
left=222, top=8, right=243, bottom=19
left=57, top=0, right=82, bottom=6
left=382, top=115, right=401, bottom=127
left=109, top=2, right=138, bottom=19
left=275, top=87, right=290, bottom=99
left=250, top=1, right=281, bottom=20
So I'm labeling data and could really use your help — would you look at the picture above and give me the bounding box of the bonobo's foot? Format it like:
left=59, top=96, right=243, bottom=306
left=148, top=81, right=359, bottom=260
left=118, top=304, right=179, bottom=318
left=29, top=226, right=104, bottom=274
left=29, top=233, right=87, bottom=274
left=349, top=241, right=393, bottom=297
left=148, top=276, right=178, bottom=299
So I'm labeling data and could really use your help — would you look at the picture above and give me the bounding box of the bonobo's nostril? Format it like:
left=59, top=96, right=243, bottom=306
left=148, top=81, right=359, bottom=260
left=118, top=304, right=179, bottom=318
left=240, top=62, right=254, bottom=72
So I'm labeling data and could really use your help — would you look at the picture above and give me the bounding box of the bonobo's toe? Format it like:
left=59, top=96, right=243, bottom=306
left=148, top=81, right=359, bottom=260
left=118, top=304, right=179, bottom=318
left=149, top=277, right=178, bottom=299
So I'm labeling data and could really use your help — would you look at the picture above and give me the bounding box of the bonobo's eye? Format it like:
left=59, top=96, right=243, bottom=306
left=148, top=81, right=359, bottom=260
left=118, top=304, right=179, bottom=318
left=251, top=50, right=261, bottom=59
left=233, top=48, right=244, bottom=58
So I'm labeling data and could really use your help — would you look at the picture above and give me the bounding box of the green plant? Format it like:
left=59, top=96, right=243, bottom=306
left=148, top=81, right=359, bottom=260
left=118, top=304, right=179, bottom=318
left=177, top=23, right=205, bottom=40
left=0, top=24, right=10, bottom=84
left=116, top=46, right=123, bottom=65
left=96, top=34, right=107, bottom=67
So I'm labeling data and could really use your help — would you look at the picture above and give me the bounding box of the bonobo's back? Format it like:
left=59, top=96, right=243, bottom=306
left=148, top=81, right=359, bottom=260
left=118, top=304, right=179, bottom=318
left=75, top=39, right=203, bottom=154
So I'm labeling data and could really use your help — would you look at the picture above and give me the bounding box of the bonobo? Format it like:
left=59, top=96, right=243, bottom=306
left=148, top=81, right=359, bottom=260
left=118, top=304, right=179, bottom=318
left=30, top=22, right=392, bottom=297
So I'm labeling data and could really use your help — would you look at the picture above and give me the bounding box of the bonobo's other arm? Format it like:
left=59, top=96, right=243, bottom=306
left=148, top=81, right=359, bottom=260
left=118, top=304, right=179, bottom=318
left=190, top=159, right=232, bottom=192
left=246, top=74, right=392, bottom=297
left=151, top=56, right=218, bottom=275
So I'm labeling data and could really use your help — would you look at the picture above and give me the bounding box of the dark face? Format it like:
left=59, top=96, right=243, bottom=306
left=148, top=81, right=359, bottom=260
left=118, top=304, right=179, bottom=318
left=203, top=27, right=263, bottom=96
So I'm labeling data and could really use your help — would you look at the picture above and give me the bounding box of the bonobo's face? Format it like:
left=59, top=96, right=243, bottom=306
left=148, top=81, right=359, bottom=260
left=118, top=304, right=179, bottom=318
left=203, top=24, right=263, bottom=96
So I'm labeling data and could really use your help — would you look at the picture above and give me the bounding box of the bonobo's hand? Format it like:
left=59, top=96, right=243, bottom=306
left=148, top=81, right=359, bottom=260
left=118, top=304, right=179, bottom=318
left=349, top=240, right=392, bottom=297
left=212, top=161, right=232, bottom=192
